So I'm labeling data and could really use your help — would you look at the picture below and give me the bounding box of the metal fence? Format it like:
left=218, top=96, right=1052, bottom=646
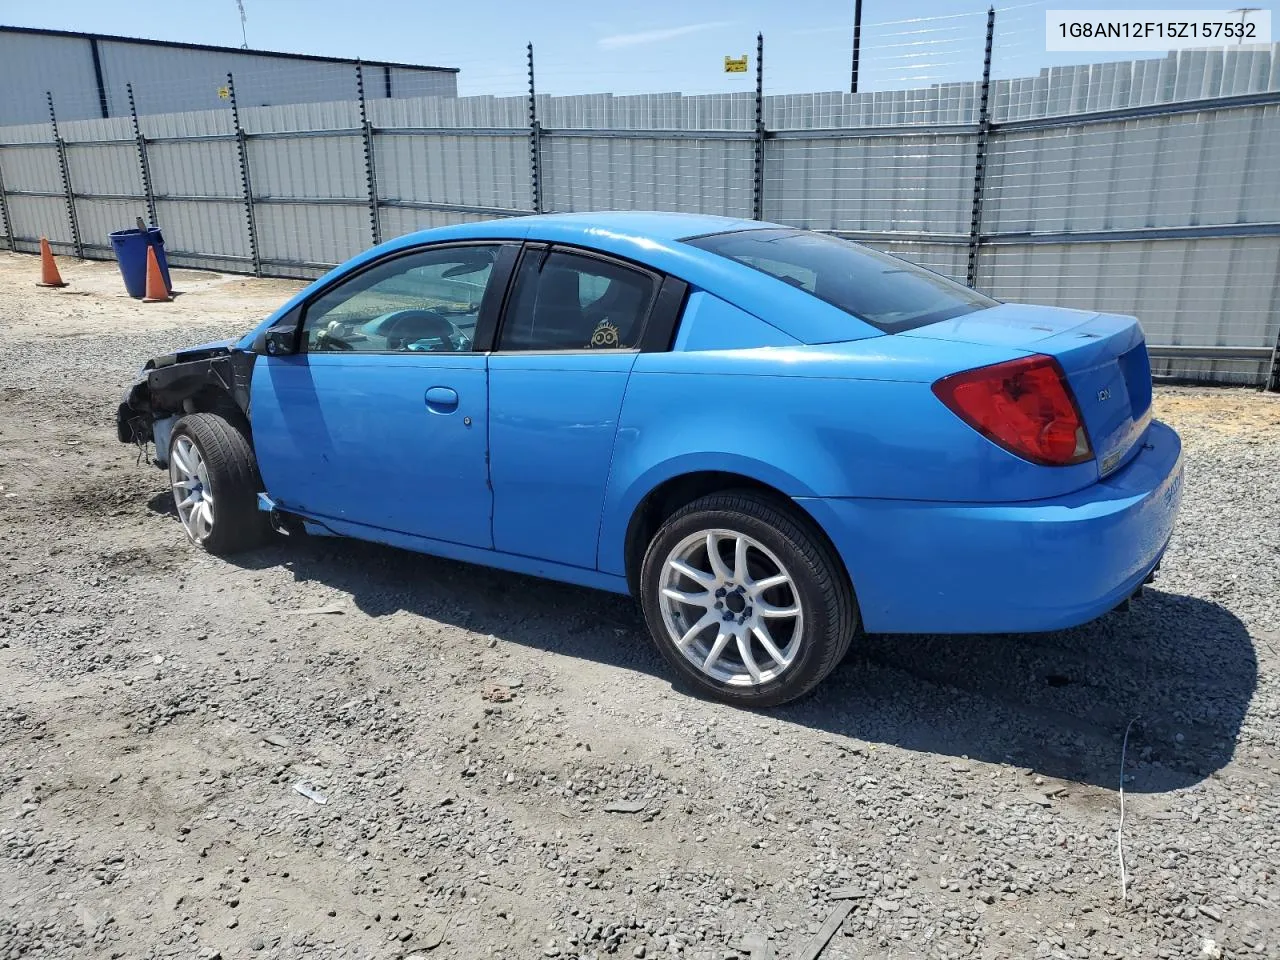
left=1, top=35, right=1278, bottom=389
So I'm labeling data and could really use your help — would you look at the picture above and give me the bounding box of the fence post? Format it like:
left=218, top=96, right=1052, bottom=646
left=753, top=32, right=765, bottom=221
left=0, top=146, right=13, bottom=252
left=965, top=7, right=995, bottom=289
left=127, top=83, right=158, bottom=229
left=48, top=91, right=83, bottom=259
left=226, top=72, right=262, bottom=277
left=527, top=42, right=543, bottom=214
left=1267, top=335, right=1280, bottom=393
left=355, top=61, right=382, bottom=247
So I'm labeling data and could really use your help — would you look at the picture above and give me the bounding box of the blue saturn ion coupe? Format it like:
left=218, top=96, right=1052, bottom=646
left=117, top=212, right=1183, bottom=706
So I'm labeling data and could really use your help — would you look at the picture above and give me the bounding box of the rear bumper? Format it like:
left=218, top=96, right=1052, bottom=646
left=797, top=419, right=1183, bottom=634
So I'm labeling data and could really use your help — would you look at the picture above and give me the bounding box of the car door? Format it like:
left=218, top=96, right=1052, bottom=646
left=251, top=242, right=517, bottom=547
left=488, top=244, right=672, bottom=569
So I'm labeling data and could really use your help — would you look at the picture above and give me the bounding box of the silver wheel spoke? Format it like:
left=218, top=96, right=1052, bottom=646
left=176, top=491, right=198, bottom=510
left=172, top=477, right=198, bottom=491
left=678, top=611, right=718, bottom=649
left=171, top=444, right=193, bottom=476
left=733, top=536, right=749, bottom=582
left=735, top=632, right=763, bottom=683
left=706, top=533, right=732, bottom=581
left=662, top=586, right=713, bottom=609
left=703, top=631, right=732, bottom=671
left=670, top=558, right=715, bottom=587
left=757, top=599, right=800, bottom=618
left=752, top=572, right=789, bottom=593
left=752, top=625, right=788, bottom=666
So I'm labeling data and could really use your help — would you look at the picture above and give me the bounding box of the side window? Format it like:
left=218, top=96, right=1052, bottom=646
left=497, top=249, right=657, bottom=351
left=302, top=244, right=502, bottom=353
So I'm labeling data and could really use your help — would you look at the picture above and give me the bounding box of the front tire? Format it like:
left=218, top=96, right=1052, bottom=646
left=167, top=412, right=269, bottom=555
left=639, top=491, right=857, bottom=707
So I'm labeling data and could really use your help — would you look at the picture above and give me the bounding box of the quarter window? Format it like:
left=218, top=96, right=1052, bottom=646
left=497, top=250, right=657, bottom=351
left=686, top=228, right=997, bottom=334
left=302, top=244, right=503, bottom=353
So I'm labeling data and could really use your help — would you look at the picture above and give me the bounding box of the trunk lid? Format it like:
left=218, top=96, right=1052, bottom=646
left=905, top=303, right=1153, bottom=476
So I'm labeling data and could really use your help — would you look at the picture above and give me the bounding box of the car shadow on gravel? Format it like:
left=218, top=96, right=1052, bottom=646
left=805, top=591, right=1256, bottom=794
left=218, top=531, right=1256, bottom=795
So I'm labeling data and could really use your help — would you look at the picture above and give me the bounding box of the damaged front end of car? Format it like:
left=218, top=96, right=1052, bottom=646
left=116, top=338, right=256, bottom=467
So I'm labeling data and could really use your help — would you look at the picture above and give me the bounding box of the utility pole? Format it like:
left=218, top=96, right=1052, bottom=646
left=850, top=0, right=864, bottom=94
left=1228, top=8, right=1262, bottom=43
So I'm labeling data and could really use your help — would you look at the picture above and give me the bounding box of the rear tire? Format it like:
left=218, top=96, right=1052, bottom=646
left=167, top=412, right=269, bottom=555
left=639, top=491, right=857, bottom=707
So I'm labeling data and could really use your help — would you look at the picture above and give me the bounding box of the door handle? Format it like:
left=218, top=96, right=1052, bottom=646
left=425, top=385, right=459, bottom=414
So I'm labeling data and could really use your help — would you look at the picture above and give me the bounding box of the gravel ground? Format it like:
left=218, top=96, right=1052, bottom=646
left=1, top=252, right=1278, bottom=960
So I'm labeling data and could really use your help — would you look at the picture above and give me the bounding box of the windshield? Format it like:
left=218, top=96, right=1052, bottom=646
left=685, top=228, right=997, bottom=333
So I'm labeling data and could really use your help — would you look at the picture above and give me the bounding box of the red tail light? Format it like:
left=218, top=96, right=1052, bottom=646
left=932, top=355, right=1093, bottom=466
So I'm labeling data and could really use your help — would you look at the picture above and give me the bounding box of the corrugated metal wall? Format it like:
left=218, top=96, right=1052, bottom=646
left=539, top=94, right=755, bottom=218
left=992, top=46, right=1280, bottom=121
left=141, top=109, right=252, bottom=273
left=1, top=44, right=1277, bottom=385
left=96, top=41, right=456, bottom=119
left=0, top=31, right=105, bottom=127
left=980, top=47, right=1280, bottom=386
left=369, top=94, right=531, bottom=231
left=0, top=28, right=457, bottom=126
left=0, top=121, right=75, bottom=254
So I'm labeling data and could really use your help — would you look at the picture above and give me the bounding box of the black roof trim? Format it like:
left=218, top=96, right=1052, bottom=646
left=678, top=224, right=785, bottom=242
left=0, top=24, right=459, bottom=73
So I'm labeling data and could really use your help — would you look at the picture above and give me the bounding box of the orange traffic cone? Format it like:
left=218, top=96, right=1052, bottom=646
left=142, top=245, right=170, bottom=302
left=35, top=237, right=67, bottom=288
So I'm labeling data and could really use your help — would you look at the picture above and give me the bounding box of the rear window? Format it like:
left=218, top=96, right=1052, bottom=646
left=685, top=228, right=997, bottom=333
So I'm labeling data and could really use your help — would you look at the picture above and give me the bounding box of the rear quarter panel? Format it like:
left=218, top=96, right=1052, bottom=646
left=596, top=336, right=1102, bottom=577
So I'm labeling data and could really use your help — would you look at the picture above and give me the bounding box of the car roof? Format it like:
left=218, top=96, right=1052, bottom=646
left=240, top=212, right=883, bottom=348
left=424, top=210, right=770, bottom=243
left=521, top=211, right=769, bottom=241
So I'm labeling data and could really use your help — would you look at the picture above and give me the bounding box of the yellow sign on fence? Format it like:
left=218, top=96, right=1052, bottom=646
left=724, top=55, right=749, bottom=73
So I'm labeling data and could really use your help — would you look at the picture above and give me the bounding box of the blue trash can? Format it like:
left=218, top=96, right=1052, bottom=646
left=109, top=227, right=172, bottom=299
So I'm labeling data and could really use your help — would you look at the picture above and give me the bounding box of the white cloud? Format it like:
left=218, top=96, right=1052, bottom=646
left=598, top=21, right=733, bottom=50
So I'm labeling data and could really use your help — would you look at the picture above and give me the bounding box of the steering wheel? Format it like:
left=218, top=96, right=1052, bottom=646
left=376, top=309, right=453, bottom=349
left=377, top=309, right=471, bottom=352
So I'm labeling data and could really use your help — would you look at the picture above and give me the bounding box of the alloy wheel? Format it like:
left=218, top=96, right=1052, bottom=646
left=169, top=435, right=215, bottom=542
left=657, top=528, right=804, bottom=687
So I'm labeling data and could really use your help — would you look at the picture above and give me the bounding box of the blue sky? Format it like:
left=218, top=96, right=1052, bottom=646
left=4, top=0, right=1276, bottom=96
